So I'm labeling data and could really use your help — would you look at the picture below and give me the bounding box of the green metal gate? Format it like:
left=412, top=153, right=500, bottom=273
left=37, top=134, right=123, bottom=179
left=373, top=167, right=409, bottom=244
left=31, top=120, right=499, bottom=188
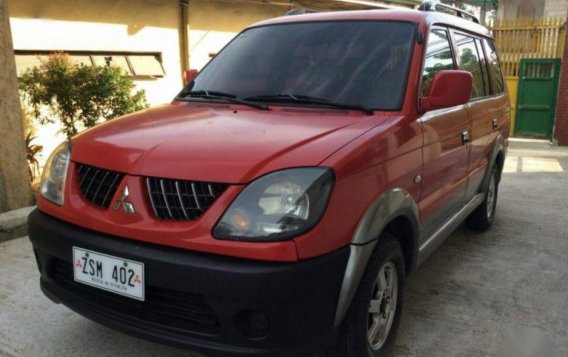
left=515, top=58, right=561, bottom=138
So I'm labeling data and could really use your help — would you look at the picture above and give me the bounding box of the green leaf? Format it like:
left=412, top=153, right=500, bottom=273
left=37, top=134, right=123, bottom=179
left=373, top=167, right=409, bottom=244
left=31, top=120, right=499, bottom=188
left=18, top=52, right=150, bottom=138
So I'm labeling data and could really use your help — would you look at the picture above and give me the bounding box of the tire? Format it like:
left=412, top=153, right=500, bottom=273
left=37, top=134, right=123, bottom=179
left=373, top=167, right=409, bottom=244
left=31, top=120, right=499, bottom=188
left=329, top=234, right=405, bottom=357
left=466, top=166, right=499, bottom=231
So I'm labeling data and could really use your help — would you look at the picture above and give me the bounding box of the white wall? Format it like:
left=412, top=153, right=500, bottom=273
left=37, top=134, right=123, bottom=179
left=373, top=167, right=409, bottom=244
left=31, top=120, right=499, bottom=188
left=497, top=0, right=567, bottom=18
left=9, top=0, right=184, bottom=106
left=544, top=0, right=568, bottom=17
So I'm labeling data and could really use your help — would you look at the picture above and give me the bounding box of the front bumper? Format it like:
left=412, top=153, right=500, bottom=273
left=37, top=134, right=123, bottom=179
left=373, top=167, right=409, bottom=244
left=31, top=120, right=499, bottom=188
left=28, top=210, right=349, bottom=356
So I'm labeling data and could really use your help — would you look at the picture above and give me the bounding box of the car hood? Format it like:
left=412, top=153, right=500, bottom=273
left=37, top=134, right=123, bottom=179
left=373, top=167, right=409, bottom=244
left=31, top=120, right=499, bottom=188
left=71, top=103, right=378, bottom=183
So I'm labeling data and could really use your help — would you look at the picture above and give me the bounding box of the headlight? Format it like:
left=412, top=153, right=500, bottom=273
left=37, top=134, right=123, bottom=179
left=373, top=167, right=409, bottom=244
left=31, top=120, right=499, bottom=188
left=40, top=141, right=71, bottom=205
left=213, top=168, right=334, bottom=242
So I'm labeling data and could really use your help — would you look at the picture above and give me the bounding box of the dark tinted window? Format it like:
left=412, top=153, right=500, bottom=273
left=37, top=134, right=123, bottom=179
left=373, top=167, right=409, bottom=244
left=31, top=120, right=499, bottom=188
left=185, top=21, right=416, bottom=110
left=422, top=28, right=454, bottom=96
left=483, top=39, right=505, bottom=94
left=454, top=33, right=488, bottom=99
left=475, top=39, right=490, bottom=96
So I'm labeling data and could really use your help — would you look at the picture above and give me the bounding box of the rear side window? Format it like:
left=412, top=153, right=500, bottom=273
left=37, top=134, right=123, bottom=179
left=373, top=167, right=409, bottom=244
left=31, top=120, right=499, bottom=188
left=454, top=33, right=489, bottom=99
left=474, top=39, right=490, bottom=96
left=483, top=39, right=505, bottom=94
left=422, top=28, right=454, bottom=96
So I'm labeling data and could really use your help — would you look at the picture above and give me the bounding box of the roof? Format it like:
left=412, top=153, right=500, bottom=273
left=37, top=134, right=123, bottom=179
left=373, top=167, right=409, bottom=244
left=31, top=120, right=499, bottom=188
left=250, top=8, right=492, bottom=37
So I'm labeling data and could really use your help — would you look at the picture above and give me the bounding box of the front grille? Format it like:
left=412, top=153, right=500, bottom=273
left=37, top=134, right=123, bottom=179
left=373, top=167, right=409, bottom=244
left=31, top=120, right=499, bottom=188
left=51, top=259, right=221, bottom=335
left=146, top=178, right=228, bottom=221
left=76, top=164, right=124, bottom=208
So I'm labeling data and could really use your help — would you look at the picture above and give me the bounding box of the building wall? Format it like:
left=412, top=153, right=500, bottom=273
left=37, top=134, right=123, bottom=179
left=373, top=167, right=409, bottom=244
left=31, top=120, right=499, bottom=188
left=496, top=0, right=545, bottom=19
left=8, top=0, right=183, bottom=106
left=554, top=24, right=568, bottom=145
left=496, top=0, right=567, bottom=18
left=544, top=0, right=568, bottom=17
left=188, top=1, right=287, bottom=70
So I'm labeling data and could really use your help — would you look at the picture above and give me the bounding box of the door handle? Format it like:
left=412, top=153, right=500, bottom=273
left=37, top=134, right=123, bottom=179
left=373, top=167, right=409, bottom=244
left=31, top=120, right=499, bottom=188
left=492, top=118, right=498, bottom=130
left=461, top=131, right=470, bottom=145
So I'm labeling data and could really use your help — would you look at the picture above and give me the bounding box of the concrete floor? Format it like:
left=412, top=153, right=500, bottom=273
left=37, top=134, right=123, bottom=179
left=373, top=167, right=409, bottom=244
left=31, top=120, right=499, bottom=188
left=1, top=139, right=567, bottom=357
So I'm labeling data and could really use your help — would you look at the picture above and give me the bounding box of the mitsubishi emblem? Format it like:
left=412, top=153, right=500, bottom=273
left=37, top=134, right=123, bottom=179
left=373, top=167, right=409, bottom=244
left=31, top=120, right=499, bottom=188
left=113, top=185, right=136, bottom=214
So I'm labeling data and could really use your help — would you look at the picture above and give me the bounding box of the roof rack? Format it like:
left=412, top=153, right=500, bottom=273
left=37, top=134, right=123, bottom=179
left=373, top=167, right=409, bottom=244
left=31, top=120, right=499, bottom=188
left=286, top=8, right=320, bottom=16
left=418, top=1, right=480, bottom=24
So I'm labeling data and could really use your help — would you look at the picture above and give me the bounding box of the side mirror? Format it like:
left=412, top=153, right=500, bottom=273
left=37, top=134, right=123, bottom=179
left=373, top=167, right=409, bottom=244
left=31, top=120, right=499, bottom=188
left=183, top=69, right=198, bottom=86
left=420, top=70, right=472, bottom=112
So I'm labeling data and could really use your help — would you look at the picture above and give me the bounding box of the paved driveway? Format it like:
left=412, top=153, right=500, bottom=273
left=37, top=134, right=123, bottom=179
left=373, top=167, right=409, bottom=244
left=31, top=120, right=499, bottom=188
left=1, top=139, right=567, bottom=357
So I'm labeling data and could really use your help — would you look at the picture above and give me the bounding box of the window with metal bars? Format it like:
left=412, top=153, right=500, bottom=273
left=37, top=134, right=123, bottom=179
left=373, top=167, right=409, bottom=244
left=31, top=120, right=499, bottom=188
left=76, top=164, right=124, bottom=209
left=15, top=50, right=165, bottom=78
left=146, top=178, right=228, bottom=221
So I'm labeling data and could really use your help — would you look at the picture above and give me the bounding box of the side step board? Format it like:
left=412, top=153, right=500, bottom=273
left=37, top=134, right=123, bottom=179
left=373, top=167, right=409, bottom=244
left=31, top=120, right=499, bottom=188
left=417, top=193, right=484, bottom=266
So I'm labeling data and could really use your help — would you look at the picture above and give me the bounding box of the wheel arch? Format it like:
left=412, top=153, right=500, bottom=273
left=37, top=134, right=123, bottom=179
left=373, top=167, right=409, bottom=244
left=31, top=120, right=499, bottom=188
left=333, top=189, right=420, bottom=326
left=382, top=215, right=418, bottom=275
left=494, top=148, right=505, bottom=183
left=482, top=134, right=506, bottom=190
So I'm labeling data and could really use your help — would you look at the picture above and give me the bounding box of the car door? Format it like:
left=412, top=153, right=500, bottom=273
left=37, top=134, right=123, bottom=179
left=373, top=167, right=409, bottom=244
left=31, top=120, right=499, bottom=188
left=451, top=31, right=499, bottom=201
left=419, top=26, right=471, bottom=241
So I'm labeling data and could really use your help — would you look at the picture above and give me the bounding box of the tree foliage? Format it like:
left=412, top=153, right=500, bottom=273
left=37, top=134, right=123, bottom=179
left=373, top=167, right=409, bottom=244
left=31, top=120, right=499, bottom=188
left=25, top=132, right=43, bottom=182
left=19, top=52, right=149, bottom=138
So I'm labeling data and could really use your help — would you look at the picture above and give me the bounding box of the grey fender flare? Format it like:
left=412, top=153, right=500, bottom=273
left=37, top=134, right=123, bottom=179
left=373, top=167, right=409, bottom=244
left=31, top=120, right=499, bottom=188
left=334, top=189, right=419, bottom=327
left=481, top=135, right=505, bottom=191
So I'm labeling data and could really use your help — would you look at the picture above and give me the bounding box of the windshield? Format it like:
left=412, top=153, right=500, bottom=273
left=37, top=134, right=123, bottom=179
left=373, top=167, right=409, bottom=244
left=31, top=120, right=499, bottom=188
left=180, top=21, right=416, bottom=111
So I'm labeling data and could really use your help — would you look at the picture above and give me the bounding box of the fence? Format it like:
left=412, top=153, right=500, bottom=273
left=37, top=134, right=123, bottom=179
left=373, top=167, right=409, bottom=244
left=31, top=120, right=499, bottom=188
left=490, top=17, right=566, bottom=134
left=491, top=17, right=565, bottom=77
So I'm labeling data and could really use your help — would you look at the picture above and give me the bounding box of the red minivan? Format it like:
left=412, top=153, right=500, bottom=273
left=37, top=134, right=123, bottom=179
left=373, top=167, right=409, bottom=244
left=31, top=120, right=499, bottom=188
left=29, top=4, right=509, bottom=357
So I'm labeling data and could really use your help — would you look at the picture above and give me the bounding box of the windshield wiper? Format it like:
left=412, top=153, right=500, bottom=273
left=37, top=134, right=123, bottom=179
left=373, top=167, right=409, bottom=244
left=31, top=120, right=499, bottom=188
left=243, top=93, right=374, bottom=115
left=177, top=90, right=269, bottom=111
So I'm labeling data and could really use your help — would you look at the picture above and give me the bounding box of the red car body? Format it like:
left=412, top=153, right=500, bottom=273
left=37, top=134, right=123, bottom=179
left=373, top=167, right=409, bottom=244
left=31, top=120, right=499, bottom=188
left=30, top=8, right=509, bottom=357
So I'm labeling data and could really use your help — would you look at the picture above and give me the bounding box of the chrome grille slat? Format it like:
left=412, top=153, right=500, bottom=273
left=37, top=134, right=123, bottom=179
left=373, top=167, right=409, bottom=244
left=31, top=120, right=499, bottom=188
left=174, top=181, right=189, bottom=219
left=76, top=164, right=124, bottom=209
left=159, top=179, right=174, bottom=219
left=146, top=177, right=228, bottom=221
left=190, top=182, right=202, bottom=211
left=146, top=177, right=160, bottom=217
left=92, top=171, right=109, bottom=204
left=102, top=173, right=122, bottom=207
left=78, top=166, right=91, bottom=187
left=84, top=168, right=100, bottom=193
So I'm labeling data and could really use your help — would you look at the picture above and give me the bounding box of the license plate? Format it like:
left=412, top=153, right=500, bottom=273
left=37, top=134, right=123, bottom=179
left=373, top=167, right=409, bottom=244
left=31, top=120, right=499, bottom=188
left=73, top=247, right=145, bottom=301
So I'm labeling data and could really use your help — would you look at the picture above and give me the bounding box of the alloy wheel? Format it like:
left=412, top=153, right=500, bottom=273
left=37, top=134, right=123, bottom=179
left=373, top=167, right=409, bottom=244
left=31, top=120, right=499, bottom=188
left=367, top=261, right=398, bottom=351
